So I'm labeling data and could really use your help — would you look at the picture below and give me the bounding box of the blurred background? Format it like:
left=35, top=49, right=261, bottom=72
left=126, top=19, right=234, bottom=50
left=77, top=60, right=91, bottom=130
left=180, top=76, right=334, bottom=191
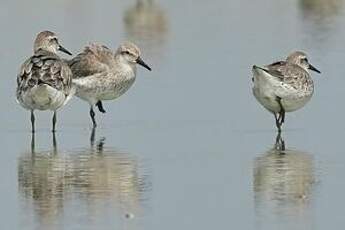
left=1, top=0, right=345, bottom=229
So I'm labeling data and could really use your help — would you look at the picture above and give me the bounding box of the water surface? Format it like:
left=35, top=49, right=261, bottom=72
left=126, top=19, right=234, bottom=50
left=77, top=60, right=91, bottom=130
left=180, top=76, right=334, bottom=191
left=1, top=0, right=345, bottom=229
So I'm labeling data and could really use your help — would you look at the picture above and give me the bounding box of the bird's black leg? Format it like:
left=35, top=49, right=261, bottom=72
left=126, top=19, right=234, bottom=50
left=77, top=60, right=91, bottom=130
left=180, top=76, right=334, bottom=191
left=52, top=111, right=57, bottom=133
left=31, top=110, right=35, bottom=133
left=276, top=97, right=285, bottom=125
left=90, top=106, right=97, bottom=128
left=276, top=97, right=285, bottom=128
left=96, top=101, right=106, bottom=113
left=274, top=131, right=285, bottom=152
left=274, top=113, right=282, bottom=133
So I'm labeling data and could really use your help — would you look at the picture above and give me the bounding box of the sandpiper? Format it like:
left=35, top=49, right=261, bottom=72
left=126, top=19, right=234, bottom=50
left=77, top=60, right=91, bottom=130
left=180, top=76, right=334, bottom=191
left=252, top=51, right=321, bottom=132
left=16, top=31, right=73, bottom=132
left=68, top=42, right=151, bottom=127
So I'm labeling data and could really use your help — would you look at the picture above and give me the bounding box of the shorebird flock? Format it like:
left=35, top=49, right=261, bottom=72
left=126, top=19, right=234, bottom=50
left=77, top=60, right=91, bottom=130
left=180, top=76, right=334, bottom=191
left=16, top=30, right=320, bottom=133
left=16, top=31, right=151, bottom=132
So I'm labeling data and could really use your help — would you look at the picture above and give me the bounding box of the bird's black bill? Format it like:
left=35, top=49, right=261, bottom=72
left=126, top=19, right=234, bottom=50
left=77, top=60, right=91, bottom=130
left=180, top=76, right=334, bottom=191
left=309, top=64, right=321, bottom=74
left=136, top=57, right=152, bottom=71
left=58, top=45, right=72, bottom=56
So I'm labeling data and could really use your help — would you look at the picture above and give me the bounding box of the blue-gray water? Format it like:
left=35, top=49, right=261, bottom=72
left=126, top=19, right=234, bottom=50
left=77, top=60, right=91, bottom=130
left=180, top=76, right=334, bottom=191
left=1, top=0, right=345, bottom=229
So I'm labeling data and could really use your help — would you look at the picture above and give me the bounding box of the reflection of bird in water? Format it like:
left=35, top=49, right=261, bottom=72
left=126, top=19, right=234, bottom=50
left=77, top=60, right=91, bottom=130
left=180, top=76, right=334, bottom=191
left=298, top=0, right=344, bottom=50
left=299, top=0, right=343, bottom=21
left=123, top=0, right=168, bottom=60
left=253, top=133, right=316, bottom=224
left=30, top=132, right=58, bottom=154
left=18, top=132, right=151, bottom=227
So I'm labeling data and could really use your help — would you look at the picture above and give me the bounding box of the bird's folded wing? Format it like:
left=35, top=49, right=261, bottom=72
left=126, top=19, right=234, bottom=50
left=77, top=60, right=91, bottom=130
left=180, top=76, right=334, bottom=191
left=269, top=63, right=308, bottom=98
left=68, top=43, right=115, bottom=78
left=17, top=51, right=72, bottom=93
left=264, top=61, right=286, bottom=80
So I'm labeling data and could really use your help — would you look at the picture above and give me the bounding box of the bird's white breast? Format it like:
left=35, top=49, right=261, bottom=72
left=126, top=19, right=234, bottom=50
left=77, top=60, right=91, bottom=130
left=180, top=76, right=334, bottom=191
left=73, top=69, right=136, bottom=105
left=252, top=68, right=313, bottom=113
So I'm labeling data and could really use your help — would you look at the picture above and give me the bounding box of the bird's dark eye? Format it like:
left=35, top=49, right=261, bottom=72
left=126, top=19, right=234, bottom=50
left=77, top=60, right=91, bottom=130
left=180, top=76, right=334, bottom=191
left=304, top=58, right=308, bottom=62
left=121, top=50, right=131, bottom=55
left=51, top=38, right=58, bottom=43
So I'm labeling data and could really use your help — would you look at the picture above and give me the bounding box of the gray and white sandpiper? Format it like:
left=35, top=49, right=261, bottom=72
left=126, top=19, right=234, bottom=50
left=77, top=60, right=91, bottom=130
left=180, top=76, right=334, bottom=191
left=252, top=51, right=321, bottom=132
left=16, top=31, right=73, bottom=133
left=68, top=42, right=151, bottom=127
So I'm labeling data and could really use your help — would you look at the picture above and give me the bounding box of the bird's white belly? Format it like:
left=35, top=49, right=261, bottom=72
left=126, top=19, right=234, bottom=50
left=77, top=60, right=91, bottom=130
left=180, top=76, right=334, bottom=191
left=18, top=85, right=67, bottom=111
left=73, top=76, right=136, bottom=105
left=252, top=70, right=313, bottom=113
left=253, top=88, right=312, bottom=113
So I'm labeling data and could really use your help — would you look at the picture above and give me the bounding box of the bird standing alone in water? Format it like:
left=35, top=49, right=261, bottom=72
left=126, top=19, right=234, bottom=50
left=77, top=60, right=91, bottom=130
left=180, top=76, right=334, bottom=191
left=16, top=31, right=74, bottom=133
left=252, top=51, right=321, bottom=132
left=69, top=42, right=151, bottom=127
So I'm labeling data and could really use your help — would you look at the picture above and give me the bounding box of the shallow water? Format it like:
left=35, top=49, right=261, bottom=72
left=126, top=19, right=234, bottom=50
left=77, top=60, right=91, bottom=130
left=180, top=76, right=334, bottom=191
left=1, top=0, right=345, bottom=229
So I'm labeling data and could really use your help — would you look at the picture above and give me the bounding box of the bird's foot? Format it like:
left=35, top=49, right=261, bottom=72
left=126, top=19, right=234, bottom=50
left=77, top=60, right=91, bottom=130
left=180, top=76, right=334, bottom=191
left=96, top=101, right=106, bottom=113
